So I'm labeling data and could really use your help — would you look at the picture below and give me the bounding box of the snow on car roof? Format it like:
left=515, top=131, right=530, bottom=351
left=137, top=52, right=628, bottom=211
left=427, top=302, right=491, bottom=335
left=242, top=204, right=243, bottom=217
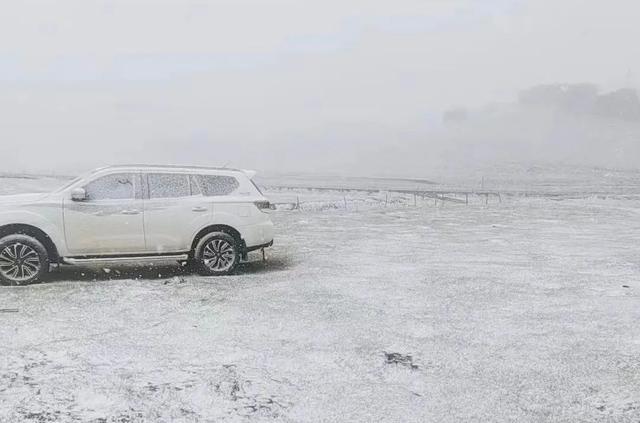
left=98, top=164, right=251, bottom=175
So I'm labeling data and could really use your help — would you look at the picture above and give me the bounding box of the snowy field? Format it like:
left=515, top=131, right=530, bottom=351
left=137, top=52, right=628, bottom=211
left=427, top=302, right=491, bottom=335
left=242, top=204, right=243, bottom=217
left=1, top=172, right=640, bottom=422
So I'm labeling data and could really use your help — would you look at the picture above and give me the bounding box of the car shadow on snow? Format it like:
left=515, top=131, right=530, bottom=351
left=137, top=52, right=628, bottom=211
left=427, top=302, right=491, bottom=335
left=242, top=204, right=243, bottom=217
left=38, top=256, right=294, bottom=284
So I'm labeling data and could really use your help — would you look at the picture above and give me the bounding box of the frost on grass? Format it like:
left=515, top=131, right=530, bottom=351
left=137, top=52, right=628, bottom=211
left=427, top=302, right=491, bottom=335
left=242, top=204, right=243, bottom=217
left=3, top=353, right=290, bottom=422
left=1, top=172, right=640, bottom=422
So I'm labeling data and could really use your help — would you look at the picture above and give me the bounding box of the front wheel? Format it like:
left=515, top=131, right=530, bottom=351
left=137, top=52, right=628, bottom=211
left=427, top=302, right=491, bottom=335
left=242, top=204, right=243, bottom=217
left=0, top=235, right=49, bottom=286
left=194, top=232, right=240, bottom=276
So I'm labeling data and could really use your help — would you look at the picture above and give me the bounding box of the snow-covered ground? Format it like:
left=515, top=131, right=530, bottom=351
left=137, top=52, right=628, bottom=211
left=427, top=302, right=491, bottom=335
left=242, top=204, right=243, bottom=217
left=1, top=172, right=639, bottom=422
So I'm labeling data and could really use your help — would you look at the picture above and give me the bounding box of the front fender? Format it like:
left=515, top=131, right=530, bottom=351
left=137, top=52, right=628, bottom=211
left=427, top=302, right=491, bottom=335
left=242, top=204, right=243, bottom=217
left=0, top=209, right=67, bottom=255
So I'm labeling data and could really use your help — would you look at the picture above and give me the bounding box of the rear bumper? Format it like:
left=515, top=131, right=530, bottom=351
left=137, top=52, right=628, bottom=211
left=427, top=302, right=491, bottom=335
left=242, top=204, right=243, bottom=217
left=241, top=220, right=274, bottom=251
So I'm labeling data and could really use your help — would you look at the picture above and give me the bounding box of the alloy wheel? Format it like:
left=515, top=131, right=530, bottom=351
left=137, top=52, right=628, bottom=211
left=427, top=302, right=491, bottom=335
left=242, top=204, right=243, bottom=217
left=0, top=243, right=41, bottom=283
left=202, top=239, right=236, bottom=272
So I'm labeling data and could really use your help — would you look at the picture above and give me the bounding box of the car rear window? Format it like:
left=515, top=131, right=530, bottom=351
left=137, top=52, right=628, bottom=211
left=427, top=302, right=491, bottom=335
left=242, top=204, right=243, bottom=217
left=196, top=175, right=239, bottom=196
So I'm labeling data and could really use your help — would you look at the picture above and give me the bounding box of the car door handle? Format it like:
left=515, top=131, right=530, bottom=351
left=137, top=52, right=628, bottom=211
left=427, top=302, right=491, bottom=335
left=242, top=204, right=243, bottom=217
left=121, top=209, right=141, bottom=215
left=192, top=207, right=208, bottom=212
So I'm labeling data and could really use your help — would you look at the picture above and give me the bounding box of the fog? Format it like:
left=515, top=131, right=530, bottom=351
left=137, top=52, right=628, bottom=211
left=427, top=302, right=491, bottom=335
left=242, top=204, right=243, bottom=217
left=1, top=0, right=639, bottom=176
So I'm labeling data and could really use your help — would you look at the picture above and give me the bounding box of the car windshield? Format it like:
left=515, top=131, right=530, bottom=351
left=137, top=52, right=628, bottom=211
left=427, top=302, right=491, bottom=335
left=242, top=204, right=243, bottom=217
left=52, top=167, right=109, bottom=193
left=53, top=176, right=82, bottom=193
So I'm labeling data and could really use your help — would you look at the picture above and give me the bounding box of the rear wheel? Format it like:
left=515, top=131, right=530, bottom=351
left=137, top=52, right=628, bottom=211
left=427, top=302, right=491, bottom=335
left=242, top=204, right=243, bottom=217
left=194, top=232, right=240, bottom=276
left=0, top=235, right=49, bottom=286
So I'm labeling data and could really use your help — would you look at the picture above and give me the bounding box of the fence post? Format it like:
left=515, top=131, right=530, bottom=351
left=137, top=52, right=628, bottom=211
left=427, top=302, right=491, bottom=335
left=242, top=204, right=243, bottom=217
left=465, top=193, right=468, bottom=205
left=296, top=196, right=300, bottom=210
left=344, top=196, right=347, bottom=209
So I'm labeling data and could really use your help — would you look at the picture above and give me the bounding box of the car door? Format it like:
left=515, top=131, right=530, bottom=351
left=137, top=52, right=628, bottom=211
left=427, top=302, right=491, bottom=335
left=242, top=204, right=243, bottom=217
left=63, top=172, right=146, bottom=255
left=142, top=173, right=212, bottom=253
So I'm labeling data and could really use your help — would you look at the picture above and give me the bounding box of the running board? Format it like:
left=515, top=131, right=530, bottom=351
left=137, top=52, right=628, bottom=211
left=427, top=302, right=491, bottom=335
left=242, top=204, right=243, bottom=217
left=62, top=254, right=189, bottom=265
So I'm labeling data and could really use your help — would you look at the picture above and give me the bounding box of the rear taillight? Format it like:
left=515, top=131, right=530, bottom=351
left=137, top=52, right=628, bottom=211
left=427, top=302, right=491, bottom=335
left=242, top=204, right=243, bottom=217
left=254, top=200, right=273, bottom=212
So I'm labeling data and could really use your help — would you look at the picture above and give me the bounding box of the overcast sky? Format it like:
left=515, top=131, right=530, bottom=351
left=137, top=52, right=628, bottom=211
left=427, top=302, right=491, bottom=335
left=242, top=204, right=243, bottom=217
left=1, top=0, right=639, bottom=175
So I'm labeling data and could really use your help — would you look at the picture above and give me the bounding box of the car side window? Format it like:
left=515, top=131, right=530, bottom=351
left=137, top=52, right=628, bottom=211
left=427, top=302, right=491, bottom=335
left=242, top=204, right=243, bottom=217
left=148, top=173, right=190, bottom=199
left=84, top=173, right=135, bottom=201
left=197, top=175, right=240, bottom=196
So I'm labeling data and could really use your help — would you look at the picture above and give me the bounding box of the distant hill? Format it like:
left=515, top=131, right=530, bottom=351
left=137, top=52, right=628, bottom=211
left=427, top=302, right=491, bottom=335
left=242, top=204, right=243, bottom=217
left=518, top=83, right=640, bottom=121
left=438, top=83, right=640, bottom=170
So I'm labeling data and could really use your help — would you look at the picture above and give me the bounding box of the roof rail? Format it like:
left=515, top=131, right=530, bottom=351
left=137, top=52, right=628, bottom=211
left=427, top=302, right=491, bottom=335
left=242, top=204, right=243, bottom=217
left=101, top=164, right=245, bottom=172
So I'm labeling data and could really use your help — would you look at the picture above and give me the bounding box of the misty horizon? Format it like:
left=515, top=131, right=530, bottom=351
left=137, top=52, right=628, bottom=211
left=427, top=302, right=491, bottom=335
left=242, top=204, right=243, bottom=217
left=2, top=1, right=640, bottom=175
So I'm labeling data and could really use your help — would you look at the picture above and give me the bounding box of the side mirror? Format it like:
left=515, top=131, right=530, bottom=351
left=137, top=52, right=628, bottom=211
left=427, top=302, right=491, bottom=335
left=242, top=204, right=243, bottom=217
left=71, top=188, right=87, bottom=201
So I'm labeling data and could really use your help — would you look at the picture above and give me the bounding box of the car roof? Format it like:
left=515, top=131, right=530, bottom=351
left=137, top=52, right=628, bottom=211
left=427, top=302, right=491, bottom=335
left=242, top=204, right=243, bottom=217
left=95, top=164, right=249, bottom=175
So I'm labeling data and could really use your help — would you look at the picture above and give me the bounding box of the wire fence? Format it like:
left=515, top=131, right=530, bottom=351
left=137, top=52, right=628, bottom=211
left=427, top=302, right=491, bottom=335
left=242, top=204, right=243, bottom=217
left=264, top=184, right=640, bottom=212
left=265, top=186, right=504, bottom=212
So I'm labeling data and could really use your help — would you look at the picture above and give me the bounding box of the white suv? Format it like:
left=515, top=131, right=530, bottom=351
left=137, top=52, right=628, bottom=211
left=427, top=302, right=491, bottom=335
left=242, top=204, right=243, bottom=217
left=0, top=165, right=274, bottom=285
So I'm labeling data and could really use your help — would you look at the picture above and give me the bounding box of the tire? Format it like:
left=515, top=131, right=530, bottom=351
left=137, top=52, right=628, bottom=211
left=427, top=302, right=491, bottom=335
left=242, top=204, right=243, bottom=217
left=194, top=232, right=240, bottom=276
left=0, top=234, right=49, bottom=286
